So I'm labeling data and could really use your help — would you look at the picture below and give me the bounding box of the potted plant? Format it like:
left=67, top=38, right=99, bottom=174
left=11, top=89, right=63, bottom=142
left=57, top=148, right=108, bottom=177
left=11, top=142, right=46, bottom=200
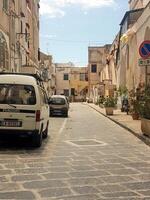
left=128, top=89, right=140, bottom=120
left=103, top=96, right=117, bottom=115
left=138, top=87, right=150, bottom=136
left=98, top=96, right=105, bottom=108
left=117, top=85, right=128, bottom=112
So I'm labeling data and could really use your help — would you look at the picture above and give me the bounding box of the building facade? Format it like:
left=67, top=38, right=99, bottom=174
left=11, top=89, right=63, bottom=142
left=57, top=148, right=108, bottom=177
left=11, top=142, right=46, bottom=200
left=117, top=0, right=150, bottom=91
left=40, top=52, right=56, bottom=97
left=55, top=63, right=88, bottom=101
left=88, top=45, right=111, bottom=102
left=55, top=63, right=72, bottom=96
left=0, top=0, right=40, bottom=73
left=70, top=67, right=88, bottom=102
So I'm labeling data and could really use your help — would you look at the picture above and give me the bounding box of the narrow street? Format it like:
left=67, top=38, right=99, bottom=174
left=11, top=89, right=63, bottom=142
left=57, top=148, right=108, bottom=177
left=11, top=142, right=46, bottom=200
left=0, top=103, right=150, bottom=199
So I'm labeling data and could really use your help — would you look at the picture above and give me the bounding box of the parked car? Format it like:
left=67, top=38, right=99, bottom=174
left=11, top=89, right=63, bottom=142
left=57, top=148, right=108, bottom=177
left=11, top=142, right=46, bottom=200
left=0, top=73, right=49, bottom=147
left=49, top=95, right=69, bottom=117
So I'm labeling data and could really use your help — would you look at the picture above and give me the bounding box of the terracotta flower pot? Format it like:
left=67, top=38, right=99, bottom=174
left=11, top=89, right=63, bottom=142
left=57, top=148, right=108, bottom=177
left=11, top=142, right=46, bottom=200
left=131, top=112, right=139, bottom=120
left=105, top=107, right=114, bottom=115
left=141, top=118, right=150, bottom=136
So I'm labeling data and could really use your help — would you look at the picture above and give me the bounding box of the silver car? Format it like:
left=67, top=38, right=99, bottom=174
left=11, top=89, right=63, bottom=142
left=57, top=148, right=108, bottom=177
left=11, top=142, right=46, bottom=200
left=49, top=95, right=69, bottom=117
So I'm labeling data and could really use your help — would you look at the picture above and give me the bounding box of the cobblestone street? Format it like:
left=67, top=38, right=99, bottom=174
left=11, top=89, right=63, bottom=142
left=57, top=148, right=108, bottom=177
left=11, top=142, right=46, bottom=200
left=0, top=103, right=150, bottom=199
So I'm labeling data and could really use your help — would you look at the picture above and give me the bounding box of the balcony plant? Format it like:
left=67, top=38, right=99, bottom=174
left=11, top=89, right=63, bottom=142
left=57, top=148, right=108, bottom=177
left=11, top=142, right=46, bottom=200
left=103, top=96, right=117, bottom=115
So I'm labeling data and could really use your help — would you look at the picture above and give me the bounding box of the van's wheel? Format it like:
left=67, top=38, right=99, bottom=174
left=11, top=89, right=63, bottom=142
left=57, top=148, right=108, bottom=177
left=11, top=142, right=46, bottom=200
left=33, top=132, right=42, bottom=148
left=50, top=111, right=53, bottom=117
left=43, top=126, right=48, bottom=139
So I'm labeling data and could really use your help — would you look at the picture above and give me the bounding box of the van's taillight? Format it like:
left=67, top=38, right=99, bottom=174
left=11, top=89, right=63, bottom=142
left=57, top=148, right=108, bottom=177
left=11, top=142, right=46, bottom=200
left=36, top=110, right=41, bottom=122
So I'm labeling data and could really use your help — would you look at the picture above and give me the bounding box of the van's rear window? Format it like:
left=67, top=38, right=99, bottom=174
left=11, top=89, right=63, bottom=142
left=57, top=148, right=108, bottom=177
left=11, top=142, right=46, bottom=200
left=0, top=84, right=36, bottom=105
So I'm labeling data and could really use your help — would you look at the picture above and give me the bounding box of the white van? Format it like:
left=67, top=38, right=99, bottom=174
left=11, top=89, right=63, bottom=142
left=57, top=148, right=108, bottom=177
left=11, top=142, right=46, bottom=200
left=0, top=73, right=49, bottom=147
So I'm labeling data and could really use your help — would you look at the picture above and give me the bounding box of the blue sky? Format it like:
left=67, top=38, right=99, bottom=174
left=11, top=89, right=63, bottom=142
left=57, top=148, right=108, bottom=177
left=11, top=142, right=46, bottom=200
left=40, top=0, right=128, bottom=65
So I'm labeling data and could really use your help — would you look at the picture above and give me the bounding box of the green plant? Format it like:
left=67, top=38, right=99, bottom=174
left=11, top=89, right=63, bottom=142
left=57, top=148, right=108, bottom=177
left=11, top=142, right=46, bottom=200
left=103, top=96, right=117, bottom=108
left=138, top=87, right=150, bottom=120
left=118, top=85, right=128, bottom=97
left=98, top=96, right=105, bottom=105
left=128, top=89, right=140, bottom=114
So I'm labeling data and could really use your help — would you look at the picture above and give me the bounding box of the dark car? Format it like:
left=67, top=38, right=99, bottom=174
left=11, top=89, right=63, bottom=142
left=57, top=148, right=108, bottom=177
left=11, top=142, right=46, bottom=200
left=49, top=95, right=69, bottom=117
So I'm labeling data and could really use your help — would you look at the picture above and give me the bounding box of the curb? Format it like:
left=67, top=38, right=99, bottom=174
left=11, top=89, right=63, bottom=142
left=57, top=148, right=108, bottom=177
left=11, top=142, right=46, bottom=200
left=87, top=104, right=150, bottom=147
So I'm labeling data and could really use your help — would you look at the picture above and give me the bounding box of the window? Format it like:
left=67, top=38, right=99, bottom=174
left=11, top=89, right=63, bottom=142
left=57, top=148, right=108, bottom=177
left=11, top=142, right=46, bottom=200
left=0, top=84, right=36, bottom=105
left=71, top=88, right=75, bottom=96
left=50, top=98, right=65, bottom=105
left=91, top=64, right=97, bottom=73
left=80, top=73, right=86, bottom=81
left=0, top=32, right=9, bottom=70
left=3, top=0, right=8, bottom=10
left=64, top=73, right=69, bottom=80
left=21, top=21, right=23, bottom=33
left=64, top=89, right=69, bottom=97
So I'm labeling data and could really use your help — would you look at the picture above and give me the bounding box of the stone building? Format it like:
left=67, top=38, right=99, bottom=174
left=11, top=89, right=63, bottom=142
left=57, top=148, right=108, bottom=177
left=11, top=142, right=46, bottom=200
left=70, top=67, right=88, bottom=102
left=117, top=0, right=150, bottom=91
left=100, top=36, right=119, bottom=97
left=88, top=45, right=111, bottom=102
left=0, top=0, right=40, bottom=73
left=40, top=52, right=56, bottom=97
left=55, top=63, right=72, bottom=96
left=55, top=63, right=88, bottom=101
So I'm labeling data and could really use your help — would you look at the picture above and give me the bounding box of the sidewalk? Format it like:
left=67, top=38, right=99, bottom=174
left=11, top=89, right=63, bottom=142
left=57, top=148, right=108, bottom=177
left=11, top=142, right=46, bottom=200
left=86, top=103, right=150, bottom=146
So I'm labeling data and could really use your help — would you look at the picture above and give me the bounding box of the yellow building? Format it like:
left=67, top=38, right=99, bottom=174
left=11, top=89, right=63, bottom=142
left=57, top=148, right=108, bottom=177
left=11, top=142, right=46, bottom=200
left=70, top=67, right=88, bottom=102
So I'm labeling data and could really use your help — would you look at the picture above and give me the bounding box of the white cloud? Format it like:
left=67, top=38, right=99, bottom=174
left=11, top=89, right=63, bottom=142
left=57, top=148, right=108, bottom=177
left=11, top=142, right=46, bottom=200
left=40, top=0, right=116, bottom=18
left=40, top=34, right=57, bottom=38
left=40, top=1, right=65, bottom=18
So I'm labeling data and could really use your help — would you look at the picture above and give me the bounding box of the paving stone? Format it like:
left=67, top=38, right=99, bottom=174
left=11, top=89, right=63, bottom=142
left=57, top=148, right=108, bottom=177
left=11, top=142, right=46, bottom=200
left=93, top=163, right=125, bottom=170
left=0, top=176, right=8, bottom=182
left=43, top=172, right=70, bottom=179
left=47, top=167, right=73, bottom=172
left=5, top=163, right=26, bottom=169
left=71, top=165, right=96, bottom=171
left=138, top=190, right=150, bottom=196
left=102, top=191, right=140, bottom=198
left=70, top=170, right=110, bottom=178
left=70, top=161, right=95, bottom=166
left=15, top=168, right=49, bottom=174
left=23, top=179, right=67, bottom=189
left=133, top=174, right=150, bottom=181
left=48, top=161, right=68, bottom=166
left=123, top=181, right=150, bottom=190
left=39, top=188, right=73, bottom=198
left=0, top=183, right=20, bottom=192
left=0, top=160, right=17, bottom=164
left=0, top=191, right=35, bottom=199
left=11, top=174, right=42, bottom=182
left=101, top=176, right=135, bottom=183
left=107, top=168, right=140, bottom=175
left=66, top=178, right=103, bottom=186
left=137, top=168, right=150, bottom=173
left=0, top=170, right=12, bottom=175
left=123, top=162, right=150, bottom=168
left=57, top=194, right=100, bottom=200
left=97, top=184, right=127, bottom=193
left=71, top=186, right=99, bottom=194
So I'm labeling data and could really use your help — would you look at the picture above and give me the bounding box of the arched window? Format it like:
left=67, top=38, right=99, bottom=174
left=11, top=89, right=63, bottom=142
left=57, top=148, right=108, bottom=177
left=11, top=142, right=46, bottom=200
left=0, top=32, right=9, bottom=70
